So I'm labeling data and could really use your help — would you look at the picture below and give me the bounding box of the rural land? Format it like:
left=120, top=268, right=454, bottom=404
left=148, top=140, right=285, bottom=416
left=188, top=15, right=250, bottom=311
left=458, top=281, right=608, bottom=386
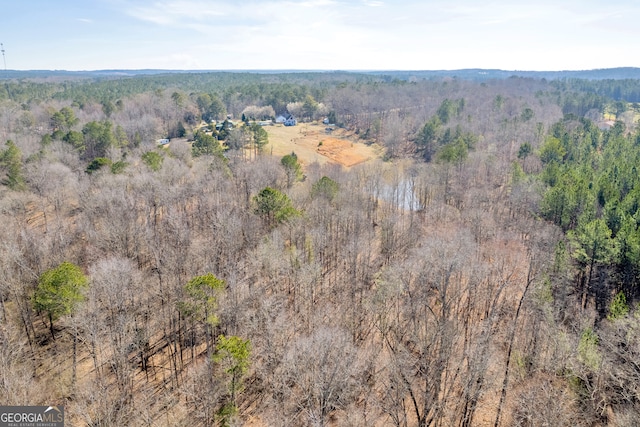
left=1, top=69, right=640, bottom=426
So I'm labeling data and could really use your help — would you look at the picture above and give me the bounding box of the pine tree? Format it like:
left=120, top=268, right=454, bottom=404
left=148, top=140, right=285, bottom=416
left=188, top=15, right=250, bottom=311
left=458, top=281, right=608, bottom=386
left=0, top=140, right=25, bottom=190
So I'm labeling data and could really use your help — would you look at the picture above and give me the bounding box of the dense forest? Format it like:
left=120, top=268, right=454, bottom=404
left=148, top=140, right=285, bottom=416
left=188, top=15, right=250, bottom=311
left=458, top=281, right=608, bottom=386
left=1, top=70, right=640, bottom=426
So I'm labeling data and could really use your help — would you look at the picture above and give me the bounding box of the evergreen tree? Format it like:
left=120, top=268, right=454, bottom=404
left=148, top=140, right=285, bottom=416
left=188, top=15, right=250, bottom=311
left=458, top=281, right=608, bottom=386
left=250, top=123, right=269, bottom=152
left=311, top=176, right=339, bottom=202
left=142, top=151, right=164, bottom=171
left=33, top=262, right=88, bottom=339
left=192, top=131, right=223, bottom=158
left=213, top=335, right=251, bottom=426
left=415, top=117, right=441, bottom=161
left=281, top=152, right=303, bottom=187
left=253, top=187, right=300, bottom=227
left=82, top=120, right=116, bottom=160
left=0, top=140, right=25, bottom=190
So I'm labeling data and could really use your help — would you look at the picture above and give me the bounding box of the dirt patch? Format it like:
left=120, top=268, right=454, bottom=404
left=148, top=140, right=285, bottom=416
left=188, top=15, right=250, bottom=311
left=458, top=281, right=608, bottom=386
left=316, top=137, right=371, bottom=167
left=265, top=122, right=381, bottom=167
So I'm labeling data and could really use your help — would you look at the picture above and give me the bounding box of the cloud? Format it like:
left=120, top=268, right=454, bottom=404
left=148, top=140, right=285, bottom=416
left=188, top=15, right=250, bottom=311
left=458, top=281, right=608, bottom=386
left=115, top=0, right=442, bottom=69
left=124, top=0, right=351, bottom=44
left=98, top=0, right=640, bottom=70
left=126, top=1, right=227, bottom=26
left=292, top=0, right=337, bottom=7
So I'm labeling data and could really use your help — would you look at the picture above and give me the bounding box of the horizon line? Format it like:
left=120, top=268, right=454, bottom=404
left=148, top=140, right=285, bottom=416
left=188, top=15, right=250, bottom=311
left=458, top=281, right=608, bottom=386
left=2, top=66, right=639, bottom=73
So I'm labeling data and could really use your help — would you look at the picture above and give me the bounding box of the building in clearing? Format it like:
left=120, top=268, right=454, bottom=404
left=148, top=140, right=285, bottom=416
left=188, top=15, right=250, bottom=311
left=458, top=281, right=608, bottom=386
left=284, top=115, right=297, bottom=126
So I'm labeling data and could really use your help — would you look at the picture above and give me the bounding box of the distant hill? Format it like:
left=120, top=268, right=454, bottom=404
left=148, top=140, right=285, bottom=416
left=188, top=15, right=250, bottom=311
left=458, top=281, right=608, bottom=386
left=0, top=69, right=208, bottom=81
left=365, top=67, right=640, bottom=81
left=1, top=67, right=640, bottom=81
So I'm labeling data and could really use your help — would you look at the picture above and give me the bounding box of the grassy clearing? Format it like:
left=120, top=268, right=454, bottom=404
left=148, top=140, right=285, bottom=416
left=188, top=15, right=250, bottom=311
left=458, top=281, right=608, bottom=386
left=264, top=122, right=382, bottom=167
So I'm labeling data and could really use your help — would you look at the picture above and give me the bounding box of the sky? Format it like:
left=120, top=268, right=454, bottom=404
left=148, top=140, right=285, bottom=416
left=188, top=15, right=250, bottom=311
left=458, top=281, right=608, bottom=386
left=1, top=0, right=638, bottom=71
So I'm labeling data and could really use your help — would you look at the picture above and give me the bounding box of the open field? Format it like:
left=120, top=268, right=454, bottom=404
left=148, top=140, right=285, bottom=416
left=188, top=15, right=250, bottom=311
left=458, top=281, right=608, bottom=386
left=264, top=122, right=382, bottom=167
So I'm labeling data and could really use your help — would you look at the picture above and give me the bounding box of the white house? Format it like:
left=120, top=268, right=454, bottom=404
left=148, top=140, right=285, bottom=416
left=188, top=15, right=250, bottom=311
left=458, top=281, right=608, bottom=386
left=284, top=115, right=297, bottom=126
left=275, top=115, right=287, bottom=124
